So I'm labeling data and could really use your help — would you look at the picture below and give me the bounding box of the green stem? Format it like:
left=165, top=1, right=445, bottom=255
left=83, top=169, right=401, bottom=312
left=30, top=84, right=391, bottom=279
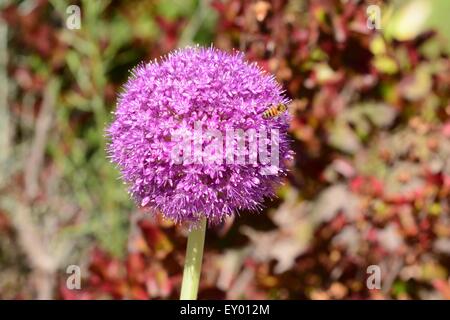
left=180, top=217, right=207, bottom=300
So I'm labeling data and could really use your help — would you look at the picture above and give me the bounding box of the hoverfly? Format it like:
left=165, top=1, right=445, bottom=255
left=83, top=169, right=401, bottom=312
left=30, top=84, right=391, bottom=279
left=262, top=103, right=288, bottom=119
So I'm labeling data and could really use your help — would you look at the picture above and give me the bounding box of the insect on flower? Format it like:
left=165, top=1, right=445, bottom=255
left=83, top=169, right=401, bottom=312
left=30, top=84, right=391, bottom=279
left=107, top=46, right=292, bottom=225
left=262, top=103, right=288, bottom=119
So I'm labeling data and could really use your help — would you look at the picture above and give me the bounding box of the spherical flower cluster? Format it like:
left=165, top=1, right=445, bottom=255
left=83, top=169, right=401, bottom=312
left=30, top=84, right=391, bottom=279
left=107, top=46, right=292, bottom=225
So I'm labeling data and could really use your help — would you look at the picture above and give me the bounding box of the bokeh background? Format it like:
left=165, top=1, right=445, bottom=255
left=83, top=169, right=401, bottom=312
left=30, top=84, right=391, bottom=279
left=1, top=0, right=450, bottom=300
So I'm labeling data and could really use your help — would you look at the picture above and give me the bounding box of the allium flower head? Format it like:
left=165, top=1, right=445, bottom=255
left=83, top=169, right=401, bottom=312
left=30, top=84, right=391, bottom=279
left=107, top=46, right=292, bottom=225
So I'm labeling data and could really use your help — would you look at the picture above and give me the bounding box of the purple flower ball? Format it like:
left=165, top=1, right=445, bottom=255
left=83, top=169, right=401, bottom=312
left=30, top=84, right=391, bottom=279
left=107, top=46, right=292, bottom=225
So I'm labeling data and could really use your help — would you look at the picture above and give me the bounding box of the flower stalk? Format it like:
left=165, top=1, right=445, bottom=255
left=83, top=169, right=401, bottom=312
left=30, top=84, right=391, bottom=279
left=180, top=217, right=207, bottom=300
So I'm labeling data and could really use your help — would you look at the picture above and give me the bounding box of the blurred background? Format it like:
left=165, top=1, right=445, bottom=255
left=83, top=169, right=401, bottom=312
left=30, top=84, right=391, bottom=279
left=1, top=0, right=450, bottom=300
